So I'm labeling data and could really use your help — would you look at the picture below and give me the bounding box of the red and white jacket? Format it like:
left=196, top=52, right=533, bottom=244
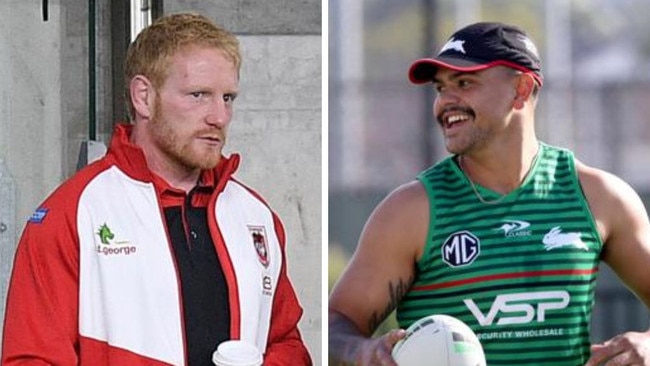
left=1, top=125, right=312, bottom=365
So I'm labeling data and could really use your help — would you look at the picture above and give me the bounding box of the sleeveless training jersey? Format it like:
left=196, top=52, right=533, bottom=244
left=396, top=143, right=602, bottom=365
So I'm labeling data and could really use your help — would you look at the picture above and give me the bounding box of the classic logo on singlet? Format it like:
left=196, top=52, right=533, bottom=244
left=441, top=231, right=480, bottom=267
left=95, top=223, right=136, bottom=256
left=495, top=220, right=532, bottom=238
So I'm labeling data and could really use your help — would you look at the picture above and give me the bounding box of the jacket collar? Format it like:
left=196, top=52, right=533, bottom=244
left=107, top=124, right=240, bottom=192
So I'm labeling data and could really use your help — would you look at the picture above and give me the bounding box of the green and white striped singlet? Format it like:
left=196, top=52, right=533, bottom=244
left=396, top=143, right=602, bottom=365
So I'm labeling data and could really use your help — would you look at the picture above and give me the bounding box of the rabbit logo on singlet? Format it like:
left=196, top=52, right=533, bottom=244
left=542, top=226, right=588, bottom=251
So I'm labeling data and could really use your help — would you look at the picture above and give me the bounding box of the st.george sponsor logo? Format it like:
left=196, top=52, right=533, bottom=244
left=95, top=223, right=136, bottom=256
left=96, top=245, right=136, bottom=256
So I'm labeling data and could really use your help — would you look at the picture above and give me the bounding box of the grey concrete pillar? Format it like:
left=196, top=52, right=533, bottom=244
left=0, top=159, right=17, bottom=345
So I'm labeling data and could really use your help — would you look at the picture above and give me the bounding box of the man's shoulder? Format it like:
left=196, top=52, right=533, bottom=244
left=390, top=180, right=428, bottom=200
left=577, top=162, right=644, bottom=211
left=575, top=159, right=644, bottom=227
left=376, top=180, right=429, bottom=220
left=33, top=157, right=115, bottom=215
left=575, top=159, right=628, bottom=193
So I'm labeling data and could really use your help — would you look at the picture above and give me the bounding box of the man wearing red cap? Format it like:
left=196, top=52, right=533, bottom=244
left=329, top=22, right=650, bottom=365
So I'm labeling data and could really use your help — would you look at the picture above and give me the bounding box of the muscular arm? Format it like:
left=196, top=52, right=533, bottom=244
left=578, top=162, right=650, bottom=305
left=329, top=181, right=428, bottom=364
left=578, top=162, right=650, bottom=366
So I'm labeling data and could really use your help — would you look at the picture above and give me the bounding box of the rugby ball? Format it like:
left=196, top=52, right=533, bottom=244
left=391, top=314, right=486, bottom=366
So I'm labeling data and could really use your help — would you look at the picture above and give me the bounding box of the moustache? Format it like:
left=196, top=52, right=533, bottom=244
left=195, top=127, right=225, bottom=138
left=436, top=106, right=476, bottom=125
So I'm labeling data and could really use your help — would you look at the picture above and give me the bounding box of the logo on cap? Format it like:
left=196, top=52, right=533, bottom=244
left=517, top=35, right=539, bottom=58
left=439, top=38, right=466, bottom=54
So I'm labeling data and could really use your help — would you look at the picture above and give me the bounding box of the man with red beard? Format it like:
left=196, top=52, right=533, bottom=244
left=2, top=13, right=311, bottom=366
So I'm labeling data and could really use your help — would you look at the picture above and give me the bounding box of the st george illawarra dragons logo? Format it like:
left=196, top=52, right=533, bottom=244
left=248, top=225, right=270, bottom=268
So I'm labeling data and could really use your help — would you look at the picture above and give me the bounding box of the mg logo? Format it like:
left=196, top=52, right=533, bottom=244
left=442, top=231, right=480, bottom=267
left=464, top=290, right=570, bottom=326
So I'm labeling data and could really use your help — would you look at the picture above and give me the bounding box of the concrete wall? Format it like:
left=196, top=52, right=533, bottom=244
left=0, top=1, right=65, bottom=340
left=228, top=35, right=322, bottom=362
left=0, top=0, right=322, bottom=362
left=165, top=0, right=321, bottom=34
left=0, top=2, right=63, bottom=236
left=0, top=0, right=114, bottom=344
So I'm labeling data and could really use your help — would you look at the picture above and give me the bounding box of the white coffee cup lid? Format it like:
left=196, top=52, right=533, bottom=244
left=212, top=340, right=263, bottom=366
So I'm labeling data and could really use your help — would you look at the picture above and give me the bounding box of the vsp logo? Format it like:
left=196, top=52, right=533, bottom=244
left=464, top=291, right=570, bottom=326
left=441, top=231, right=480, bottom=267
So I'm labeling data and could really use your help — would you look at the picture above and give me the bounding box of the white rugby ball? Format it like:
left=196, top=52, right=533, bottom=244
left=391, top=314, right=486, bottom=366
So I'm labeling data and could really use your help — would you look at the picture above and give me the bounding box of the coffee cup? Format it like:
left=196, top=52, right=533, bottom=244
left=212, top=340, right=263, bottom=366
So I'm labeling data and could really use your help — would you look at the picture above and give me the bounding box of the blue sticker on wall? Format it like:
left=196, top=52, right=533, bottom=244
left=28, top=208, right=49, bottom=223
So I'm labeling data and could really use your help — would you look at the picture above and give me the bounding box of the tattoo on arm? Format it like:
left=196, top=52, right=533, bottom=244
left=368, top=274, right=414, bottom=332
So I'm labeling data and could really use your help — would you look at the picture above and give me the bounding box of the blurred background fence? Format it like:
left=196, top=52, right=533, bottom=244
left=329, top=0, right=650, bottom=342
